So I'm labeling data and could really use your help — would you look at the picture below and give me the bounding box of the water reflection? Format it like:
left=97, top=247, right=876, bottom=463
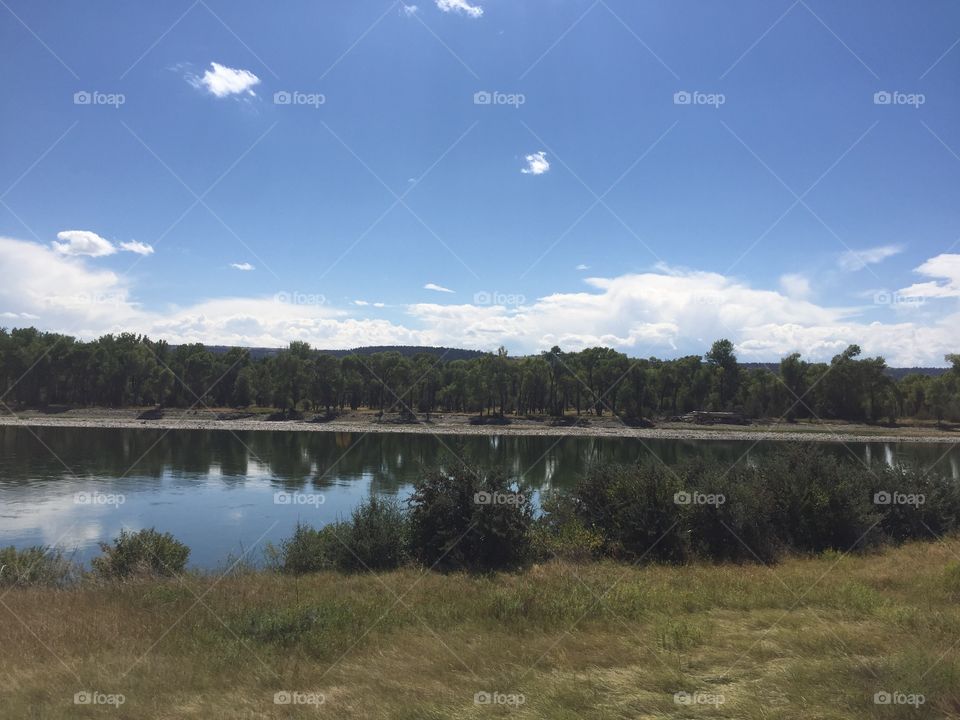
left=0, top=426, right=956, bottom=568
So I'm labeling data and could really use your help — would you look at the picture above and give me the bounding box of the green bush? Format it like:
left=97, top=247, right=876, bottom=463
left=280, top=497, right=410, bottom=574
left=408, top=460, right=532, bottom=572
left=91, top=528, right=190, bottom=578
left=683, top=462, right=782, bottom=563
left=279, top=523, right=341, bottom=574
left=531, top=492, right=603, bottom=562
left=572, top=462, right=688, bottom=562
left=0, top=545, right=75, bottom=587
left=763, top=446, right=881, bottom=553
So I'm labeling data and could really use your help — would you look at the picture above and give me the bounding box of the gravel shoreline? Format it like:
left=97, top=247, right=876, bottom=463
left=0, top=414, right=956, bottom=444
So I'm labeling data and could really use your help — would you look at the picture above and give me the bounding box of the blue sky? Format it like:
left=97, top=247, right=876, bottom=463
left=1, top=0, right=959, bottom=364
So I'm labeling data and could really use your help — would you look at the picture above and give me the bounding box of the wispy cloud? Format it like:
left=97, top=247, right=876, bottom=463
left=521, top=151, right=550, bottom=175
left=838, top=244, right=902, bottom=271
left=576, top=264, right=589, bottom=271
left=401, top=4, right=419, bottom=16
left=779, top=273, right=811, bottom=299
left=187, top=62, right=260, bottom=98
left=424, top=282, right=454, bottom=293
left=119, top=240, right=154, bottom=256
left=230, top=262, right=255, bottom=271
left=436, top=0, right=483, bottom=18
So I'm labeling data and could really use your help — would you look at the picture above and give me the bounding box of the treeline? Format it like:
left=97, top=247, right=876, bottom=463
left=2, top=326, right=959, bottom=423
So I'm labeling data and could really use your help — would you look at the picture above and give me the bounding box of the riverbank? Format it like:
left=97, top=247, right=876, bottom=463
left=1, top=539, right=957, bottom=719
left=0, top=406, right=957, bottom=443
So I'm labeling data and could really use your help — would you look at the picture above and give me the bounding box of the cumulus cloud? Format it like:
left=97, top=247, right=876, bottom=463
left=230, top=262, right=255, bottom=271
left=188, top=62, right=260, bottom=98
left=119, top=240, right=154, bottom=255
left=2, top=236, right=958, bottom=366
left=779, top=273, right=811, bottom=299
left=52, top=230, right=116, bottom=257
left=424, top=283, right=454, bottom=293
left=897, top=253, right=960, bottom=299
left=521, top=151, right=550, bottom=175
left=436, top=0, right=483, bottom=18
left=838, top=244, right=902, bottom=271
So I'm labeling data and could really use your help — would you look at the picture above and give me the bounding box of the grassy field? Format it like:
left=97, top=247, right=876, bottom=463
left=2, top=541, right=960, bottom=719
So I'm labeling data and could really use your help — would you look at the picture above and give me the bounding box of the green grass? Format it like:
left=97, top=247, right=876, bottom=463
left=2, top=541, right=960, bottom=718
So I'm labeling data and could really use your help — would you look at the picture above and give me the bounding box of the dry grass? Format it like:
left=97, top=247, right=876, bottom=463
left=2, top=541, right=960, bottom=718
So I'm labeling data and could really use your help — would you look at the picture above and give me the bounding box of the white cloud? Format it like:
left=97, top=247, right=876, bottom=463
left=521, top=151, right=550, bottom=175
left=354, top=300, right=387, bottom=308
left=897, top=253, right=960, bottom=299
left=576, top=264, right=589, bottom=271
left=52, top=231, right=154, bottom=258
left=402, top=4, right=419, bottom=16
left=230, top=262, right=255, bottom=271
left=119, top=240, right=154, bottom=256
left=188, top=62, right=260, bottom=98
left=424, top=283, right=454, bottom=293
left=779, top=273, right=811, bottom=299
left=52, top=230, right=116, bottom=257
left=838, top=244, right=902, bottom=271
left=436, top=0, right=483, bottom=17
left=2, top=236, right=958, bottom=366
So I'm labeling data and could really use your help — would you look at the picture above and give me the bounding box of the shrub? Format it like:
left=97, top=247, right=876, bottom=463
left=763, top=446, right=881, bottom=553
left=408, top=460, right=532, bottom=572
left=279, top=523, right=342, bottom=574
left=683, top=462, right=782, bottom=563
left=0, top=545, right=75, bottom=587
left=338, top=496, right=410, bottom=571
left=91, top=528, right=190, bottom=579
left=280, top=497, right=410, bottom=574
left=531, top=493, right=603, bottom=562
left=871, top=463, right=960, bottom=544
left=572, top=462, right=688, bottom=562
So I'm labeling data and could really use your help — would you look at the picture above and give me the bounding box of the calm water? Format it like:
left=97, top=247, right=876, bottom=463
left=0, top=426, right=957, bottom=568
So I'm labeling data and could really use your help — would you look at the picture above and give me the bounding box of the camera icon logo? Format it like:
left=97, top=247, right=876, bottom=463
left=274, top=90, right=292, bottom=105
left=474, top=491, right=493, bottom=505
left=673, top=90, right=691, bottom=105
left=473, top=91, right=492, bottom=105
left=673, top=491, right=692, bottom=505
left=873, top=91, right=892, bottom=105
left=73, top=91, right=91, bottom=105
left=873, top=491, right=891, bottom=505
